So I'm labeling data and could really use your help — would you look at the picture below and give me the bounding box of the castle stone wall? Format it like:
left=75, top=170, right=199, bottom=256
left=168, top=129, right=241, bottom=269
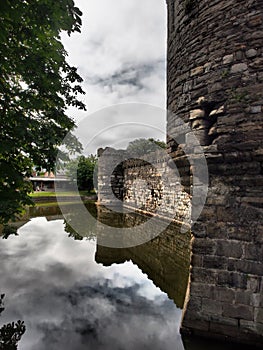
left=166, top=0, right=263, bottom=345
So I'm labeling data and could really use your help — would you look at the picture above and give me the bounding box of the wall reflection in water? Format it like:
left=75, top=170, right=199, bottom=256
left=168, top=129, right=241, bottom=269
left=95, top=205, right=191, bottom=309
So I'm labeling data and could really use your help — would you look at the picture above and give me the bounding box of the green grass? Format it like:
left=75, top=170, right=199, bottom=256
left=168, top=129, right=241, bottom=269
left=30, top=201, right=59, bottom=207
left=33, top=201, right=76, bottom=207
left=30, top=190, right=94, bottom=198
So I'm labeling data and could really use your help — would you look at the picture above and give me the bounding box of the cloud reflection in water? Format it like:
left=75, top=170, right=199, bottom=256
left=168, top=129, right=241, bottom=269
left=0, top=218, right=184, bottom=350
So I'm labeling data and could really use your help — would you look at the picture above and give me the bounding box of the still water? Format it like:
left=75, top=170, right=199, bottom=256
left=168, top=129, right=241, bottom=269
left=0, top=203, right=247, bottom=350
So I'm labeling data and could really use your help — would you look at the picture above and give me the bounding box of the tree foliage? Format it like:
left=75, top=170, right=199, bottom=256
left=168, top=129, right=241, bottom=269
left=126, top=138, right=166, bottom=157
left=0, top=294, right=26, bottom=350
left=0, top=0, right=86, bottom=223
left=66, top=155, right=97, bottom=192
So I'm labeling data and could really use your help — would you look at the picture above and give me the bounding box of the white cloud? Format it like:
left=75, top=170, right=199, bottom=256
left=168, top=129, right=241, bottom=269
left=60, top=0, right=167, bottom=150
left=63, top=0, right=166, bottom=79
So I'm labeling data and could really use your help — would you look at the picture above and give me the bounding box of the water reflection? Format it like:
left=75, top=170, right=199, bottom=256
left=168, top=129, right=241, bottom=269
left=95, top=206, right=191, bottom=308
left=0, top=203, right=191, bottom=350
left=0, top=294, right=26, bottom=349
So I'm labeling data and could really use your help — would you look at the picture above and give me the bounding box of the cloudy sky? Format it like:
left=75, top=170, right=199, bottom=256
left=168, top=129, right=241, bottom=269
left=61, top=0, right=167, bottom=154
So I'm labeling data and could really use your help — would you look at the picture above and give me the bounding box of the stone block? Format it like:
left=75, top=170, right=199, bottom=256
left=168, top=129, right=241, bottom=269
left=236, top=260, right=262, bottom=275
left=210, top=105, right=225, bottom=116
left=191, top=254, right=203, bottom=266
left=190, top=66, right=204, bottom=77
left=192, top=238, right=216, bottom=255
left=228, top=227, right=255, bottom=242
left=215, top=287, right=235, bottom=303
left=218, top=271, right=247, bottom=289
left=222, top=304, right=253, bottom=321
left=244, top=243, right=263, bottom=261
left=235, top=291, right=252, bottom=305
left=239, top=320, right=256, bottom=333
left=187, top=296, right=202, bottom=312
left=190, top=282, right=213, bottom=299
left=250, top=105, right=261, bottom=113
left=223, top=54, right=234, bottom=64
left=192, top=267, right=218, bottom=284
left=247, top=275, right=261, bottom=293
left=191, top=119, right=210, bottom=130
left=206, top=223, right=227, bottom=239
left=189, top=109, right=205, bottom=120
left=235, top=50, right=243, bottom=61
left=247, top=15, right=263, bottom=27
left=255, top=307, right=263, bottom=324
left=206, top=195, right=226, bottom=206
left=216, top=240, right=243, bottom=259
left=231, top=63, right=248, bottom=73
left=249, top=57, right=263, bottom=69
left=203, top=255, right=227, bottom=270
left=191, top=221, right=207, bottom=238
left=258, top=71, right=263, bottom=82
left=246, top=30, right=263, bottom=40
left=202, top=298, right=222, bottom=315
left=252, top=149, right=263, bottom=161
left=209, top=82, right=223, bottom=93
left=227, top=258, right=237, bottom=271
left=223, top=151, right=252, bottom=163
left=216, top=206, right=238, bottom=222
left=246, top=49, right=257, bottom=58
left=251, top=293, right=262, bottom=307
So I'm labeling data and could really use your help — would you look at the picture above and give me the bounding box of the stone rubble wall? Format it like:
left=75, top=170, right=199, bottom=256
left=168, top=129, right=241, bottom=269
left=166, top=0, right=263, bottom=346
left=97, top=147, right=191, bottom=224
left=123, top=154, right=191, bottom=223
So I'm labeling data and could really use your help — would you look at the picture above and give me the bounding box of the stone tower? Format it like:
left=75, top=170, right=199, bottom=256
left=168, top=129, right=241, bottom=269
left=166, top=0, right=263, bottom=346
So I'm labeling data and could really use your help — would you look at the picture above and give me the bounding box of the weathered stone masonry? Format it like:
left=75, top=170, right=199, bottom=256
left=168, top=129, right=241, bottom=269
left=97, top=148, right=191, bottom=223
left=166, top=0, right=263, bottom=346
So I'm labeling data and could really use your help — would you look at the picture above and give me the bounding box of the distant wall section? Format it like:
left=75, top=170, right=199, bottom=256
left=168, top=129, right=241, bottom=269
left=97, top=147, right=191, bottom=224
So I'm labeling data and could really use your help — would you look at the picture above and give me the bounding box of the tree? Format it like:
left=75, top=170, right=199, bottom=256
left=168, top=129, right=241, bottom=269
left=0, top=294, right=26, bottom=350
left=0, top=0, right=86, bottom=223
left=126, top=138, right=166, bottom=157
left=66, top=155, right=97, bottom=192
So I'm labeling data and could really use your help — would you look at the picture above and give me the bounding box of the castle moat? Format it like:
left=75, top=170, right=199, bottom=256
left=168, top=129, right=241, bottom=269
left=0, top=203, right=258, bottom=349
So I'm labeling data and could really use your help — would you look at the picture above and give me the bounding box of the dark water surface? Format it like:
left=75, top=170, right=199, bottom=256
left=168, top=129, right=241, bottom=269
left=0, top=203, right=249, bottom=350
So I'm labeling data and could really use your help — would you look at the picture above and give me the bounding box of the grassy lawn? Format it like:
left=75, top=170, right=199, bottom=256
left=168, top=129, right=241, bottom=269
left=30, top=190, right=94, bottom=198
